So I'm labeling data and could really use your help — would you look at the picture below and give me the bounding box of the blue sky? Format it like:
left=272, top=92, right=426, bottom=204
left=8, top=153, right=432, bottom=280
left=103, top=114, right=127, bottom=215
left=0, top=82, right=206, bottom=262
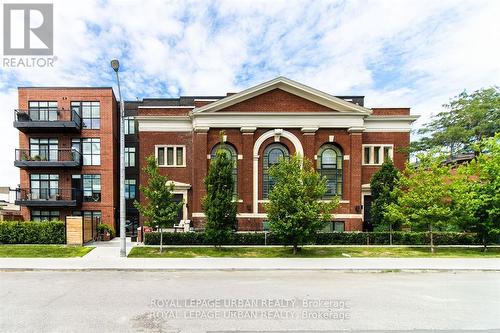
left=0, top=0, right=499, bottom=190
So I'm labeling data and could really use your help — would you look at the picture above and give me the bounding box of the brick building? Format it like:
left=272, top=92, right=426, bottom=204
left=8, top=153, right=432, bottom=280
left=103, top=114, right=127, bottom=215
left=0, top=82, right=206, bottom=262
left=134, top=77, right=418, bottom=231
left=13, top=87, right=119, bottom=230
left=13, top=77, right=417, bottom=233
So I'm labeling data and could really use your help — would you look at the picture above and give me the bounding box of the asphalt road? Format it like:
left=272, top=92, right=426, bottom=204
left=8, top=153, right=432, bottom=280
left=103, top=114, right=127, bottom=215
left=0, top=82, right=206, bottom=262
left=1, top=271, right=499, bottom=332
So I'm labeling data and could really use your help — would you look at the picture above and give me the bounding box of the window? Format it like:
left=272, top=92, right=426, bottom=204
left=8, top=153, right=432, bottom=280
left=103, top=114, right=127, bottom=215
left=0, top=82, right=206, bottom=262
left=125, top=179, right=136, bottom=199
left=362, top=144, right=394, bottom=165
left=29, top=138, right=58, bottom=161
left=73, top=211, right=102, bottom=224
left=82, top=138, right=100, bottom=165
left=125, top=147, right=136, bottom=167
left=28, top=101, right=58, bottom=121
left=124, top=117, right=135, bottom=134
left=211, top=143, right=238, bottom=197
left=30, top=174, right=59, bottom=200
left=156, top=145, right=185, bottom=167
left=71, top=102, right=100, bottom=129
left=83, top=174, right=101, bottom=202
left=263, top=143, right=289, bottom=199
left=317, top=145, right=343, bottom=197
left=334, top=221, right=345, bottom=232
left=31, top=210, right=59, bottom=222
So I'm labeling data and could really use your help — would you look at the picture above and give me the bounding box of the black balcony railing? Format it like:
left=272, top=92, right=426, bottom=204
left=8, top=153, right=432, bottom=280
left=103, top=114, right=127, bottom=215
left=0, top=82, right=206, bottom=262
left=14, top=148, right=82, bottom=167
left=15, top=188, right=81, bottom=207
left=14, top=109, right=82, bottom=132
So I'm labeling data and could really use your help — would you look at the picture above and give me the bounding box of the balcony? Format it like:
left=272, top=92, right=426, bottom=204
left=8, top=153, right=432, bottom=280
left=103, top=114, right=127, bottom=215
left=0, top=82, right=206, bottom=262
left=14, top=149, right=82, bottom=168
left=15, top=188, right=81, bottom=207
left=13, top=109, right=82, bottom=133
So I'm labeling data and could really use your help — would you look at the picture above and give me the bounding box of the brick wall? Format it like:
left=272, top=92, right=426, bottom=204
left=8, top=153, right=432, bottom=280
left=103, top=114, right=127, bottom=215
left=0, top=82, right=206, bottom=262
left=17, top=88, right=117, bottom=229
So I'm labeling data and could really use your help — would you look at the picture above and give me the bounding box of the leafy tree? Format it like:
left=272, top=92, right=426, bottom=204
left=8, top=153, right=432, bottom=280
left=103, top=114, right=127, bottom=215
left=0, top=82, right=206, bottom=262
left=457, top=134, right=500, bottom=249
left=202, top=139, right=237, bottom=247
left=413, top=87, right=500, bottom=156
left=134, top=155, right=183, bottom=253
left=385, top=155, right=458, bottom=252
left=370, top=159, right=400, bottom=235
left=264, top=155, right=338, bottom=254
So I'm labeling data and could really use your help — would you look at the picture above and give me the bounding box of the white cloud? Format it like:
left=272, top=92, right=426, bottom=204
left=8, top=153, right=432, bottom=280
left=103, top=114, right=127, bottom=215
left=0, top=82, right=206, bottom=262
left=0, top=0, right=499, bottom=190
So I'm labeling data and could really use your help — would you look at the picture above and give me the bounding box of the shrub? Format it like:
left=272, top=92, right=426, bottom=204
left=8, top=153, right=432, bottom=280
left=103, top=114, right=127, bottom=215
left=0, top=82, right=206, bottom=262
left=144, top=231, right=485, bottom=246
left=97, top=223, right=115, bottom=238
left=0, top=221, right=65, bottom=244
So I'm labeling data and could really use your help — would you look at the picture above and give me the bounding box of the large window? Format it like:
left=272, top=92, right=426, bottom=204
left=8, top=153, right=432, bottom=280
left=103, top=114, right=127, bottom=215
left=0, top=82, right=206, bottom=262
left=124, top=116, right=135, bottom=134
left=211, top=143, right=238, bottom=197
left=83, top=174, right=101, bottom=202
left=125, top=179, right=136, bottom=199
left=31, top=210, right=60, bottom=222
left=363, top=144, right=394, bottom=165
left=73, top=211, right=102, bottom=224
left=71, top=101, right=100, bottom=129
left=156, top=145, right=185, bottom=167
left=81, top=138, right=100, bottom=165
left=263, top=143, right=289, bottom=199
left=30, top=174, right=59, bottom=200
left=317, top=144, right=343, bottom=197
left=29, top=138, right=58, bottom=161
left=28, top=101, right=58, bottom=121
left=125, top=147, right=136, bottom=167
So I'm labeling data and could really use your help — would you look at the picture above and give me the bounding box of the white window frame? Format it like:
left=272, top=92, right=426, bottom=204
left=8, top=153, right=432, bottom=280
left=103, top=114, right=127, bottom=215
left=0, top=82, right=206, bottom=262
left=362, top=144, right=394, bottom=165
left=155, top=145, right=186, bottom=167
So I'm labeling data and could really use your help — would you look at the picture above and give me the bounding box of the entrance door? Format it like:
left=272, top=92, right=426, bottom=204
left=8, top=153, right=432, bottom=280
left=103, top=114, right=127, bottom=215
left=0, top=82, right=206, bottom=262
left=172, top=194, right=184, bottom=222
left=363, top=195, right=373, bottom=231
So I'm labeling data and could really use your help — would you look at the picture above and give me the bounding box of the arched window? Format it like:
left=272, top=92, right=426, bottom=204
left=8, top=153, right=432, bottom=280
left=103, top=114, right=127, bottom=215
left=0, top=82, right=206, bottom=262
left=211, top=143, right=238, bottom=197
left=263, top=143, right=289, bottom=199
left=317, top=144, right=343, bottom=198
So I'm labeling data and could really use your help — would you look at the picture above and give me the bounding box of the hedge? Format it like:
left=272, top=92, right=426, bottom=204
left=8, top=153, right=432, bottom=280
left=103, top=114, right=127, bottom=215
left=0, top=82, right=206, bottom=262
left=144, top=231, right=483, bottom=246
left=0, top=221, right=65, bottom=244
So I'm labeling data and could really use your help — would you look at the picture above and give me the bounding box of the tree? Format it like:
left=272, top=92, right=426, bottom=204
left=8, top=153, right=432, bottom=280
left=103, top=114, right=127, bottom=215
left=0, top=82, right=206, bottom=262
left=370, top=159, right=400, bottom=236
left=385, top=155, right=458, bottom=253
left=202, top=139, right=237, bottom=247
left=457, top=134, right=500, bottom=249
left=134, top=155, right=183, bottom=253
left=413, top=87, right=500, bottom=156
left=264, top=155, right=338, bottom=254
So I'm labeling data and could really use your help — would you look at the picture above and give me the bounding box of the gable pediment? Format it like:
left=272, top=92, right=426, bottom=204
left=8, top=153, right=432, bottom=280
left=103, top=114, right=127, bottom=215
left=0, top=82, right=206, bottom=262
left=192, top=77, right=371, bottom=115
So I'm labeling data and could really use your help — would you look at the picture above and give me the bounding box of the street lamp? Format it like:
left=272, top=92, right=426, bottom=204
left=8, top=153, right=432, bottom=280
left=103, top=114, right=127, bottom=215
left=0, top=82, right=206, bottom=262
left=111, top=59, right=126, bottom=257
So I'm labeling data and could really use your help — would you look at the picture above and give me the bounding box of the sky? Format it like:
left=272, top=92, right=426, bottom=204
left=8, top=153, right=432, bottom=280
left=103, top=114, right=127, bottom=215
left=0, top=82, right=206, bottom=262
left=0, top=0, right=499, bottom=191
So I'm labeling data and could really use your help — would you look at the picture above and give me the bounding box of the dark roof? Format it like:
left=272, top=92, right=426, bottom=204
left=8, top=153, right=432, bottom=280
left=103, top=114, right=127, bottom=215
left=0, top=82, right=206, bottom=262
left=18, top=87, right=113, bottom=89
left=125, top=95, right=364, bottom=108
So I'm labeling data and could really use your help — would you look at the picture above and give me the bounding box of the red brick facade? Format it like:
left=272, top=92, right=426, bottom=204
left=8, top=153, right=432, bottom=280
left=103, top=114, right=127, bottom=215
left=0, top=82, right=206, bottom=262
left=15, top=88, right=118, bottom=231
left=136, top=78, right=418, bottom=232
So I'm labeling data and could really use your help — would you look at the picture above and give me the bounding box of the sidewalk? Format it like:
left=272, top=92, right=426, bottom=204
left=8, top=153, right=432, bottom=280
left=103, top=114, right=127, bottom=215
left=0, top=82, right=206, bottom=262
left=1, top=238, right=499, bottom=271
left=1, top=256, right=499, bottom=271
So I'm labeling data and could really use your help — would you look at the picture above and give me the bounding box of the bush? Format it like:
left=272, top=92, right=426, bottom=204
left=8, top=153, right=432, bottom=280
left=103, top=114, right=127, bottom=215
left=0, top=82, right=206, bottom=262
left=97, top=223, right=115, bottom=238
left=144, top=231, right=485, bottom=246
left=0, top=221, right=65, bottom=244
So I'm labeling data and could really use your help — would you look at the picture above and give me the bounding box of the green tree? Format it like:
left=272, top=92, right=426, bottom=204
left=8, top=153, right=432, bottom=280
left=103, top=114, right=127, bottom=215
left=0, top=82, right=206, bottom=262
left=385, top=155, right=457, bottom=253
left=134, top=155, right=183, bottom=253
left=202, top=140, right=237, bottom=247
left=458, top=134, right=500, bottom=249
left=370, top=159, right=400, bottom=235
left=264, top=155, right=338, bottom=254
left=413, top=87, right=500, bottom=156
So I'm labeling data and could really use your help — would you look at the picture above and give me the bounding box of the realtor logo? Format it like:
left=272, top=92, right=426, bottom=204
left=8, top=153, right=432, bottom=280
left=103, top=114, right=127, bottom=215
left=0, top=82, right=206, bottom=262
left=3, top=3, right=53, bottom=55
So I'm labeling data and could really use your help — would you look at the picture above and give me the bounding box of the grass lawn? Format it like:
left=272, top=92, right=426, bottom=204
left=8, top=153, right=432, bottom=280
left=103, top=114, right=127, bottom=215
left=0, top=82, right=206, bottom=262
left=128, top=246, right=500, bottom=258
left=0, top=245, right=94, bottom=258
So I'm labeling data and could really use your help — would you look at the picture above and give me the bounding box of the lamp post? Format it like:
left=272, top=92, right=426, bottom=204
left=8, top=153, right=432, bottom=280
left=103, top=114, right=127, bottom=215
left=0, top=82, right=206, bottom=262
left=111, top=59, right=126, bottom=257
